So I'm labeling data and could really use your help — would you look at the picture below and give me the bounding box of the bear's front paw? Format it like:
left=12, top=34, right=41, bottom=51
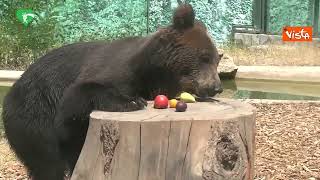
left=125, top=97, right=147, bottom=111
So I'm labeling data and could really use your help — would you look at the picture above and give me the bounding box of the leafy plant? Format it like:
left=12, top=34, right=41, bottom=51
left=0, top=0, right=255, bottom=70
left=53, top=0, right=148, bottom=44
left=0, top=0, right=61, bottom=69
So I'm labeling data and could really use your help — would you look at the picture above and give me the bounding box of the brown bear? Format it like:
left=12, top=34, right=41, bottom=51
left=2, top=4, right=223, bottom=180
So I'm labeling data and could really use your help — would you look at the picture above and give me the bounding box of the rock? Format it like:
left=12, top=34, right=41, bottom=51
left=251, top=34, right=260, bottom=46
left=217, top=49, right=238, bottom=79
left=259, top=34, right=271, bottom=45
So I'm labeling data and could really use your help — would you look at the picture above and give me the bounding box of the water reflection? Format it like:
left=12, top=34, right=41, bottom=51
left=218, top=79, right=320, bottom=100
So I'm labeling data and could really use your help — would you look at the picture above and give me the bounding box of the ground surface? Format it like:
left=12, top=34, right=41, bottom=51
left=253, top=102, right=320, bottom=180
left=0, top=102, right=319, bottom=180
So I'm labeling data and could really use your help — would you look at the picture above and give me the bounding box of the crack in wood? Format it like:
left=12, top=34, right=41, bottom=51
left=202, top=139, right=226, bottom=179
left=140, top=114, right=162, bottom=122
left=217, top=134, right=239, bottom=171
left=202, top=125, right=227, bottom=180
left=242, top=171, right=247, bottom=180
left=181, top=119, right=193, bottom=178
left=239, top=117, right=251, bottom=180
left=100, top=122, right=119, bottom=176
left=137, top=124, right=142, bottom=180
left=89, top=124, right=103, bottom=180
left=206, top=169, right=225, bottom=179
left=164, top=121, right=172, bottom=180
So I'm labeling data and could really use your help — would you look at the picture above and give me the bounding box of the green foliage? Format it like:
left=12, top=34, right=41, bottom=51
left=1, top=0, right=315, bottom=71
left=0, top=0, right=256, bottom=70
left=148, top=0, right=175, bottom=32
left=53, top=0, right=148, bottom=44
left=147, top=0, right=253, bottom=45
left=267, top=0, right=314, bottom=34
left=188, top=0, right=252, bottom=44
left=0, top=0, right=61, bottom=69
left=0, top=0, right=148, bottom=70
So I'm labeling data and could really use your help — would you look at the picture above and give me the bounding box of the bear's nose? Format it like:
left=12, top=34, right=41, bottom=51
left=206, top=85, right=223, bottom=97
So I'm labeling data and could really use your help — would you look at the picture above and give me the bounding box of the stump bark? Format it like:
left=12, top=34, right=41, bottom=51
left=71, top=98, right=256, bottom=180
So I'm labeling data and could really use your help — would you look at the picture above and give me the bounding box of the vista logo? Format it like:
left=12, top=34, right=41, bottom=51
left=282, top=26, right=313, bottom=42
left=16, top=9, right=37, bottom=27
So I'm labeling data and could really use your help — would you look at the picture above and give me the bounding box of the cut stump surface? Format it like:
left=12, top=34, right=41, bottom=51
left=71, top=98, right=256, bottom=180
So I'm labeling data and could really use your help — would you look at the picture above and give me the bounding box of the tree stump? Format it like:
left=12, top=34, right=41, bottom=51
left=71, top=98, right=256, bottom=180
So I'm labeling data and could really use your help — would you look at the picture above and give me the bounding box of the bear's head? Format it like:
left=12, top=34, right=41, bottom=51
left=140, top=4, right=223, bottom=99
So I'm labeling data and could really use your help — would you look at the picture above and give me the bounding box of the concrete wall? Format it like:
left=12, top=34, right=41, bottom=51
left=234, top=33, right=320, bottom=47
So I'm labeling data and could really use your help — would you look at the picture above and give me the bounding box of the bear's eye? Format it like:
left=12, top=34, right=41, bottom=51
left=181, top=69, right=191, bottom=76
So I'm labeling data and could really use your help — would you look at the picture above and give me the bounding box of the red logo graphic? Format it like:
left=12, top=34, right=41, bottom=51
left=282, top=26, right=313, bottom=42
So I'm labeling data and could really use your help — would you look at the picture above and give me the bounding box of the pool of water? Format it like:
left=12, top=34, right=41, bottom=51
left=1, top=79, right=320, bottom=134
left=217, top=79, right=320, bottom=100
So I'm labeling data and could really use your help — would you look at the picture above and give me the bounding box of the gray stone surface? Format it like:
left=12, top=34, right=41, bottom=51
left=217, top=49, right=238, bottom=79
left=251, top=34, right=260, bottom=45
left=258, top=34, right=271, bottom=45
left=234, top=33, right=320, bottom=47
left=0, top=70, right=23, bottom=81
left=236, top=66, right=320, bottom=83
left=218, top=55, right=237, bottom=74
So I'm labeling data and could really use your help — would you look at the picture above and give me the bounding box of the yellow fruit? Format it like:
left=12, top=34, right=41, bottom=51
left=169, top=99, right=178, bottom=108
left=180, top=92, right=196, bottom=103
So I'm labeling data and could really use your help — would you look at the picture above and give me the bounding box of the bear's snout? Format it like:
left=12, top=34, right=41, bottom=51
left=197, top=83, right=223, bottom=98
left=195, top=67, right=223, bottom=98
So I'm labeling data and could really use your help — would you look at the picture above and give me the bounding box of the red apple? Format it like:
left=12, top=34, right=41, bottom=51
left=154, top=95, right=169, bottom=109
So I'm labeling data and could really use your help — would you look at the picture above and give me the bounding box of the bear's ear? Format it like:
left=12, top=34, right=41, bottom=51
left=172, top=4, right=195, bottom=30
